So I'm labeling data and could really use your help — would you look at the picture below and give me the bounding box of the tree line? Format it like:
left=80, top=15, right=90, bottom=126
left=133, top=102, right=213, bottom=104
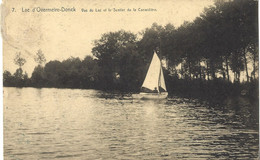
left=4, top=50, right=100, bottom=89
left=3, top=0, right=258, bottom=98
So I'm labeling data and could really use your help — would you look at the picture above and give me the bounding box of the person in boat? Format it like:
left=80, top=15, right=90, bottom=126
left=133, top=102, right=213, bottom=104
left=152, top=87, right=158, bottom=93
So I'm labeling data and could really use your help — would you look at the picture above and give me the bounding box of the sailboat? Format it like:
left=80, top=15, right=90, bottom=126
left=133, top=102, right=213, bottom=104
left=133, top=52, right=168, bottom=99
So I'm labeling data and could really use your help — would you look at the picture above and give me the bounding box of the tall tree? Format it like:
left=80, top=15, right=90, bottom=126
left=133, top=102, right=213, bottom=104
left=92, top=30, right=140, bottom=90
left=34, top=49, right=46, bottom=66
left=14, top=52, right=26, bottom=69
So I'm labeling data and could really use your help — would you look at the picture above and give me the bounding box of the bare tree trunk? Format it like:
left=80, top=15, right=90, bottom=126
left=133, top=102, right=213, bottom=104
left=222, top=58, right=226, bottom=80
left=206, top=61, right=210, bottom=80
left=199, top=61, right=202, bottom=79
left=234, top=72, right=240, bottom=82
left=225, top=56, right=229, bottom=81
left=252, top=43, right=257, bottom=80
left=253, top=52, right=256, bottom=80
left=238, top=72, right=240, bottom=82
left=222, top=70, right=226, bottom=80
left=181, top=62, right=183, bottom=79
left=210, top=60, right=215, bottom=80
left=188, top=60, right=191, bottom=80
left=243, top=48, right=249, bottom=82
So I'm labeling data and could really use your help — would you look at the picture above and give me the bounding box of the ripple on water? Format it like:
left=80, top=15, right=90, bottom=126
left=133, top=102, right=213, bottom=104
left=3, top=87, right=259, bottom=159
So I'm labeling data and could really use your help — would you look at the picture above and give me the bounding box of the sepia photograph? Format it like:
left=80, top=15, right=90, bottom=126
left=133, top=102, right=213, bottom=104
left=2, top=0, right=259, bottom=159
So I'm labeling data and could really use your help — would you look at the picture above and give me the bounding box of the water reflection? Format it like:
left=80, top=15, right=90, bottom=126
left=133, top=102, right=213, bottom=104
left=4, top=87, right=258, bottom=159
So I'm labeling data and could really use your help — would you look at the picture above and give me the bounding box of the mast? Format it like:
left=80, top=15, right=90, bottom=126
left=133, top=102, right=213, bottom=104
left=158, top=64, right=161, bottom=94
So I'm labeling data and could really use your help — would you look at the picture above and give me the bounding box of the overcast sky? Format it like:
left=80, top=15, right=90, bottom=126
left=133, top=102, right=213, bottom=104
left=3, top=0, right=214, bottom=75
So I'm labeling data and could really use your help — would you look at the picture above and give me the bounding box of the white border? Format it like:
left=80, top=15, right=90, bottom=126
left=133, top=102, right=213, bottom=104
left=0, top=0, right=3, bottom=158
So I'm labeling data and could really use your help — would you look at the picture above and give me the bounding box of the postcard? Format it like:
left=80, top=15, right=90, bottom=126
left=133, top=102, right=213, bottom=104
left=2, top=0, right=259, bottom=159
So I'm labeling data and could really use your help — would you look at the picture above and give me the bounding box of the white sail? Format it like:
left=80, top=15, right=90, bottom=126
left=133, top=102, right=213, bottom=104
left=141, top=52, right=167, bottom=92
left=159, top=66, right=167, bottom=91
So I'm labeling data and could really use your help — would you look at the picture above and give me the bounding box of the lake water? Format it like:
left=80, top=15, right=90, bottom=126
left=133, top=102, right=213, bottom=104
left=4, top=87, right=259, bottom=159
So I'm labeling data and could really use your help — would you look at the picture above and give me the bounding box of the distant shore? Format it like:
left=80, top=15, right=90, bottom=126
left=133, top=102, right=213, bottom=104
left=3, top=77, right=258, bottom=102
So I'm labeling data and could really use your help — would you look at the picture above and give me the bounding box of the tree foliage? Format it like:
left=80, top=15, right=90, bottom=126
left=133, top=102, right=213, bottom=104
left=92, top=30, right=143, bottom=90
left=34, top=49, right=46, bottom=66
left=14, top=52, right=26, bottom=69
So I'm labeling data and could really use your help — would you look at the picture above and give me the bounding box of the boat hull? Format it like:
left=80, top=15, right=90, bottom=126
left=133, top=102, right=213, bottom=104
left=132, top=92, right=168, bottom=99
